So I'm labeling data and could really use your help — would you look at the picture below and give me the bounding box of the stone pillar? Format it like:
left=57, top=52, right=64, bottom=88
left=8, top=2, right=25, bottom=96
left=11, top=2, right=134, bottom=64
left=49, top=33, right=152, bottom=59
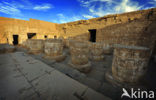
left=64, top=38, right=72, bottom=48
left=69, top=40, right=91, bottom=73
left=44, top=39, right=65, bottom=62
left=27, top=39, right=44, bottom=54
left=89, top=42, right=104, bottom=61
left=112, top=44, right=151, bottom=84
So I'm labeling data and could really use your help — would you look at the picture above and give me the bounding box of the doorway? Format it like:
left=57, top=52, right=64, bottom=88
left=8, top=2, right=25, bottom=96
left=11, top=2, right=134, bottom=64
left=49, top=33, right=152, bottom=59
left=44, top=35, right=48, bottom=39
left=27, top=33, right=36, bottom=39
left=13, top=35, right=18, bottom=45
left=89, top=29, right=96, bottom=42
left=54, top=35, right=57, bottom=39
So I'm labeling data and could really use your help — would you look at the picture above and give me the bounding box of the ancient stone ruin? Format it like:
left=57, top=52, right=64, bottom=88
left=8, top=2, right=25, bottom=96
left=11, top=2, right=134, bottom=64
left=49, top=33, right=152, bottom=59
left=0, top=8, right=156, bottom=99
left=112, top=44, right=151, bottom=84
left=69, top=40, right=91, bottom=72
left=44, top=39, right=65, bottom=61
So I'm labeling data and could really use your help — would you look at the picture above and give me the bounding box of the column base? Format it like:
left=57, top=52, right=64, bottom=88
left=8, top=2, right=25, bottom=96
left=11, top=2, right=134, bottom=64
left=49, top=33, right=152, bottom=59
left=44, top=53, right=66, bottom=62
left=90, top=55, right=104, bottom=61
left=68, top=61, right=91, bottom=73
left=28, top=50, right=43, bottom=55
left=105, top=69, right=146, bottom=89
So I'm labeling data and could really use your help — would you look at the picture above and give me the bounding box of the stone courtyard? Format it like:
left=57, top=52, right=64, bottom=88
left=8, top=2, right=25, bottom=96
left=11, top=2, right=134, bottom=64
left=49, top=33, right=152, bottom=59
left=0, top=50, right=111, bottom=100
left=0, top=8, right=156, bottom=100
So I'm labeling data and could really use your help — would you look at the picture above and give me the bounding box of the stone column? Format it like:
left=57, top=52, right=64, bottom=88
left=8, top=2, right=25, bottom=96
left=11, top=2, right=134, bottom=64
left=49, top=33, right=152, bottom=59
left=64, top=38, right=72, bottom=48
left=112, top=44, right=151, bottom=84
left=27, top=39, right=44, bottom=54
left=89, top=42, right=104, bottom=61
left=44, top=39, right=65, bottom=62
left=69, top=40, right=91, bottom=73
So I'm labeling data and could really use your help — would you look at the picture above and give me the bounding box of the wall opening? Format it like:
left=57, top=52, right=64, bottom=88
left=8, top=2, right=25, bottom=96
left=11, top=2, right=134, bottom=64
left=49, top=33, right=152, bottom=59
left=44, top=35, right=48, bottom=39
left=27, top=33, right=36, bottom=39
left=89, top=29, right=96, bottom=42
left=54, top=35, right=57, bottom=39
left=13, top=35, right=18, bottom=45
left=7, top=38, right=9, bottom=43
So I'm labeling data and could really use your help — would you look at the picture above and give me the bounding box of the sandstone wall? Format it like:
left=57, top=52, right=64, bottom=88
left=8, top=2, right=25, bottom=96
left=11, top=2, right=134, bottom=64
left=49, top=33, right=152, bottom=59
left=57, top=8, right=156, bottom=41
left=56, top=8, right=156, bottom=53
left=0, top=17, right=7, bottom=43
left=97, top=20, right=156, bottom=48
left=0, top=8, right=156, bottom=47
left=0, top=17, right=58, bottom=44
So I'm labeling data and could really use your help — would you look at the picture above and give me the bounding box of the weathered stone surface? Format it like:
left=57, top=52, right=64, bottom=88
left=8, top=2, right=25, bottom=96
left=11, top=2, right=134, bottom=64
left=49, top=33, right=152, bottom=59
left=44, top=39, right=66, bottom=62
left=57, top=8, right=156, bottom=47
left=27, top=39, right=44, bottom=54
left=0, top=8, right=155, bottom=50
left=112, top=44, right=151, bottom=84
left=44, top=39, right=63, bottom=56
left=69, top=40, right=91, bottom=72
left=0, top=44, right=16, bottom=54
left=70, top=40, right=89, bottom=65
left=69, top=61, right=91, bottom=73
left=89, top=42, right=104, bottom=61
left=0, top=52, right=111, bottom=100
left=0, top=18, right=58, bottom=44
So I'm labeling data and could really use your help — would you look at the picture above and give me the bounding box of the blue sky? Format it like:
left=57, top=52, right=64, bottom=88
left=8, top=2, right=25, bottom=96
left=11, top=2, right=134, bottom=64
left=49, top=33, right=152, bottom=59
left=0, top=0, right=156, bottom=23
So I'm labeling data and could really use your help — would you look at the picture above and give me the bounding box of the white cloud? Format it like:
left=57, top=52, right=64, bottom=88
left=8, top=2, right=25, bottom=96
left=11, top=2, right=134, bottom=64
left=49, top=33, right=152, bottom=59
left=114, top=0, right=142, bottom=13
left=78, top=0, right=115, bottom=7
left=78, top=0, right=144, bottom=18
left=0, top=2, right=22, bottom=16
left=2, top=0, right=33, bottom=10
left=57, top=14, right=65, bottom=18
left=54, top=13, right=83, bottom=23
left=83, top=14, right=94, bottom=19
left=0, top=0, right=53, bottom=14
left=0, top=0, right=54, bottom=21
left=78, top=0, right=117, bottom=18
left=89, top=5, right=107, bottom=17
left=72, top=16, right=82, bottom=21
left=149, top=0, right=156, bottom=7
left=33, top=4, right=53, bottom=11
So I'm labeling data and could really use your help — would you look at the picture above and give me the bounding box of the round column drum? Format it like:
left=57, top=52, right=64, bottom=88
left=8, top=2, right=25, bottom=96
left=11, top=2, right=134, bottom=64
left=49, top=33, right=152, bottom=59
left=89, top=42, right=104, bottom=61
left=69, top=40, right=91, bottom=72
left=28, top=39, right=44, bottom=54
left=44, top=39, right=65, bottom=62
left=112, top=44, right=150, bottom=84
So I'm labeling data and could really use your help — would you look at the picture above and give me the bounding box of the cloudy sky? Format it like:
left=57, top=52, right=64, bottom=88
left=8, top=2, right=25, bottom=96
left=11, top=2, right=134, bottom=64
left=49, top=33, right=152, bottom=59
left=0, top=0, right=156, bottom=23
